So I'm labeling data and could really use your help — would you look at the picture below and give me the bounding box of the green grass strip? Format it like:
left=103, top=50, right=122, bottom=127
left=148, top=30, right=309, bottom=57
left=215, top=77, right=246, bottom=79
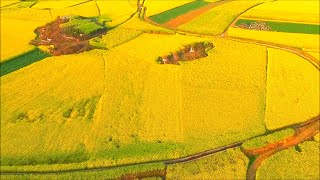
left=241, top=128, right=295, bottom=150
left=1, top=163, right=165, bottom=180
left=149, top=0, right=210, bottom=24
left=0, top=48, right=50, bottom=76
left=235, top=19, right=320, bottom=34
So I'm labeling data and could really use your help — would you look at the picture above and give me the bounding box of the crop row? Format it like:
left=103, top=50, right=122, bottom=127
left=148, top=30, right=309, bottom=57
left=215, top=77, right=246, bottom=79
left=149, top=0, right=210, bottom=24
left=177, top=0, right=265, bottom=35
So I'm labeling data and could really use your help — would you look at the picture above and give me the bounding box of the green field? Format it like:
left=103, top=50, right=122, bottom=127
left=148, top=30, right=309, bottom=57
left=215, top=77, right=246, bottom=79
left=235, top=19, right=320, bottom=34
left=149, top=0, right=210, bottom=24
left=0, top=49, right=50, bottom=76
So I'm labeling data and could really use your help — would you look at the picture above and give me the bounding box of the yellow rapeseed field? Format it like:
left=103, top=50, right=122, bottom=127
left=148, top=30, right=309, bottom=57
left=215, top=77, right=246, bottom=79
left=228, top=27, right=320, bottom=49
left=31, top=1, right=88, bottom=9
left=179, top=38, right=267, bottom=152
left=119, top=14, right=175, bottom=34
left=265, top=48, right=319, bottom=130
left=144, top=0, right=194, bottom=17
left=1, top=0, right=319, bottom=176
left=96, top=0, right=137, bottom=27
left=307, top=52, right=320, bottom=61
left=1, top=31, right=271, bottom=168
left=315, top=133, right=320, bottom=141
left=1, top=52, right=105, bottom=165
left=96, top=0, right=137, bottom=22
left=0, top=0, right=19, bottom=7
left=178, top=0, right=265, bottom=35
left=51, top=1, right=99, bottom=18
left=113, top=33, right=205, bottom=61
left=86, top=36, right=268, bottom=163
left=242, top=0, right=320, bottom=24
left=87, top=34, right=205, bottom=150
left=101, top=28, right=143, bottom=49
left=0, top=18, right=44, bottom=62
left=1, top=7, right=52, bottom=22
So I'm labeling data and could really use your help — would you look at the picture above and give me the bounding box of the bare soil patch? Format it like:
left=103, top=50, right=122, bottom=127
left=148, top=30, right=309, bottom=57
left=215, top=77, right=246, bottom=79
left=31, top=16, right=106, bottom=55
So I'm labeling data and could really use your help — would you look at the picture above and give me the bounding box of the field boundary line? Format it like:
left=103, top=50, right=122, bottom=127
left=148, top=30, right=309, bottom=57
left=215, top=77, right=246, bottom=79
left=221, top=0, right=275, bottom=37
left=224, top=36, right=320, bottom=70
left=67, top=0, right=92, bottom=8
left=0, top=2, right=20, bottom=9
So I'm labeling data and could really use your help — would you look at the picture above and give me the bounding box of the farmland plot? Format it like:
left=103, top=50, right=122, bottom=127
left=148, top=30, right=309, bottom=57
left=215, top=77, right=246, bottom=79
left=119, top=14, right=175, bottom=34
left=0, top=18, right=45, bottom=62
left=256, top=141, right=320, bottom=180
left=149, top=0, right=210, bottom=24
left=228, top=27, right=320, bottom=49
left=178, top=0, right=266, bottom=35
left=144, top=0, right=194, bottom=17
left=1, top=0, right=319, bottom=175
left=1, top=7, right=52, bottom=22
left=0, top=0, right=19, bottom=7
left=179, top=38, right=267, bottom=153
left=265, top=48, right=319, bottom=130
left=241, top=0, right=320, bottom=24
left=235, top=19, right=319, bottom=34
left=96, top=0, right=137, bottom=27
left=167, top=148, right=248, bottom=179
left=31, top=1, right=88, bottom=9
left=51, top=1, right=100, bottom=18
left=1, top=52, right=105, bottom=166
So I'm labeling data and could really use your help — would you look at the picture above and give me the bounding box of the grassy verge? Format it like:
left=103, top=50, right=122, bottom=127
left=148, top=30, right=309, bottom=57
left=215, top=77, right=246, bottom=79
left=0, top=49, right=50, bottom=76
left=167, top=148, right=248, bottom=179
left=235, top=19, right=320, bottom=34
left=0, top=162, right=165, bottom=180
left=241, top=128, right=295, bottom=150
left=149, top=0, right=210, bottom=24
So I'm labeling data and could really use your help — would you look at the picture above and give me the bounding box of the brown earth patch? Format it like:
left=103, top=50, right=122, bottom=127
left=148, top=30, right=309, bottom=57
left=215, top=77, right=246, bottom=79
left=164, top=0, right=232, bottom=28
left=30, top=16, right=106, bottom=56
